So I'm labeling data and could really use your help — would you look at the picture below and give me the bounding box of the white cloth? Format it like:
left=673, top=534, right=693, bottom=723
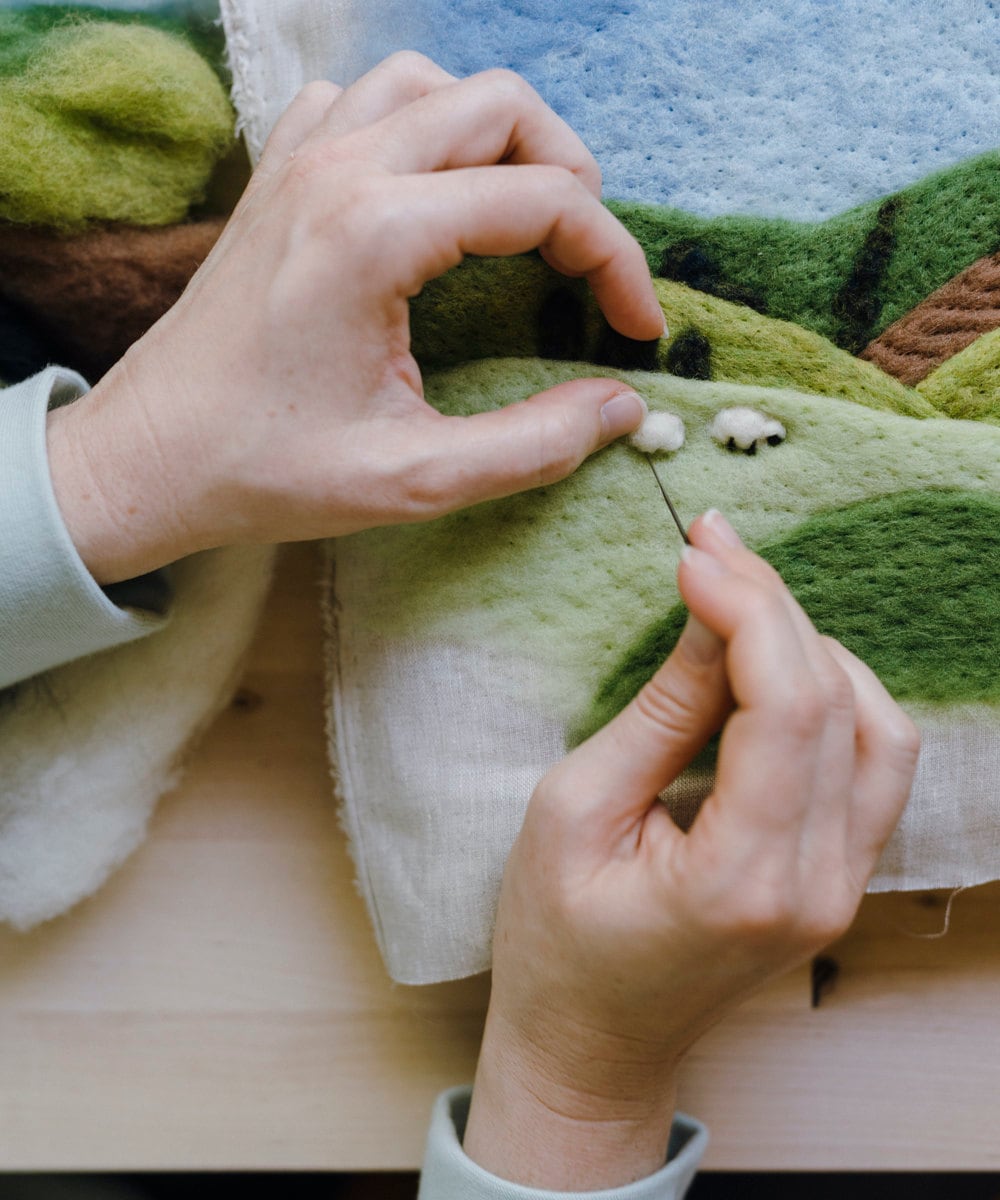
left=0, top=371, right=275, bottom=930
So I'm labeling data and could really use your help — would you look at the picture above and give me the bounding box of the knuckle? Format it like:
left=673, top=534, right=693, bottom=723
left=723, top=890, right=798, bottom=943
left=632, top=673, right=703, bottom=739
left=380, top=49, right=446, bottom=88
left=777, top=687, right=827, bottom=742
left=477, top=66, right=536, bottom=105
left=293, top=79, right=341, bottom=109
left=814, top=652, right=856, bottom=718
left=391, top=448, right=453, bottom=519
left=882, top=712, right=922, bottom=769
left=796, top=896, right=857, bottom=948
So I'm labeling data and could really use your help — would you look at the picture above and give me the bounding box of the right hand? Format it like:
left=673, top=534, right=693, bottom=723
left=463, top=508, right=921, bottom=1191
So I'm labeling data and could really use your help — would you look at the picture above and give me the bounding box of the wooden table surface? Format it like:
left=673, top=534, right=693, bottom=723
left=1, top=543, right=998, bottom=1171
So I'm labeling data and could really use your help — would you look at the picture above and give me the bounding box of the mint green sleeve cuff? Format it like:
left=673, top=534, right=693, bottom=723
left=0, top=368, right=171, bottom=689
left=418, top=1087, right=708, bottom=1200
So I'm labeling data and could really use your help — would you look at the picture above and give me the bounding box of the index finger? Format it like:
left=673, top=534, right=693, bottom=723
left=387, top=166, right=666, bottom=341
left=327, top=68, right=604, bottom=198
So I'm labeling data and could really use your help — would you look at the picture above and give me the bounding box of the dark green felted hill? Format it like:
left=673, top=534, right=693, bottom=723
left=572, top=489, right=1000, bottom=745
left=410, top=257, right=940, bottom=419
left=0, top=7, right=234, bottom=228
left=606, top=150, right=1000, bottom=354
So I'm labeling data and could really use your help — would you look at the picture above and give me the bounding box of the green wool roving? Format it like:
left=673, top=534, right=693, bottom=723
left=607, top=150, right=1000, bottom=353
left=916, top=328, right=1000, bottom=425
left=410, top=258, right=939, bottom=419
left=0, top=11, right=234, bottom=228
left=574, top=490, right=1000, bottom=744
left=334, top=362, right=1000, bottom=727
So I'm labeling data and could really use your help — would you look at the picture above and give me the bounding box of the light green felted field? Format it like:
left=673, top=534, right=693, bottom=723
left=411, top=261, right=939, bottom=418
left=916, top=327, right=1000, bottom=424
left=334, top=360, right=1000, bottom=728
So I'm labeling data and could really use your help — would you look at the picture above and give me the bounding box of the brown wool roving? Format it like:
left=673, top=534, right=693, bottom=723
left=0, top=217, right=224, bottom=380
left=860, top=251, right=1000, bottom=385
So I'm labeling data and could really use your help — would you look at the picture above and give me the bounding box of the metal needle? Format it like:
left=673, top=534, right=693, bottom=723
left=646, top=455, right=690, bottom=545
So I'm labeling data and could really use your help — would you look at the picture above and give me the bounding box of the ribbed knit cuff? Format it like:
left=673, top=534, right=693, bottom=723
left=0, top=368, right=171, bottom=688
left=418, top=1086, right=708, bottom=1200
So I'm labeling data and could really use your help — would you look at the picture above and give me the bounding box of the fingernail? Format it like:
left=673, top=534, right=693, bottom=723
left=703, top=508, right=743, bottom=547
left=678, top=614, right=723, bottom=665
left=681, top=544, right=730, bottom=576
left=599, top=391, right=645, bottom=442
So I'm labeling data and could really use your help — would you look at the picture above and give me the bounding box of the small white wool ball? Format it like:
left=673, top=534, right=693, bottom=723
left=709, top=406, right=786, bottom=452
left=628, top=410, right=686, bottom=453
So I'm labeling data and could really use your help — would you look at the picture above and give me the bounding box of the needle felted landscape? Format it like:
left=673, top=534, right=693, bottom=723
left=321, top=11, right=1000, bottom=979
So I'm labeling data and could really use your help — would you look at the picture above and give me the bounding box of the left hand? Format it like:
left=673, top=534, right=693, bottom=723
left=46, top=53, right=660, bottom=584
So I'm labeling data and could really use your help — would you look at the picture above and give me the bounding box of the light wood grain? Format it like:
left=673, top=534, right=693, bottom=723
left=1, top=543, right=997, bottom=1170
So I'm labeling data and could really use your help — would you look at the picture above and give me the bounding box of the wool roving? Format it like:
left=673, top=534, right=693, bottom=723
left=0, top=12, right=234, bottom=228
left=628, top=408, right=685, bottom=454
left=0, top=217, right=225, bottom=380
left=861, top=252, right=1000, bottom=387
left=410, top=258, right=940, bottom=420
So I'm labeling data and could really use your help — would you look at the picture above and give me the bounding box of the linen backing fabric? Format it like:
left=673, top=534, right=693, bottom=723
left=237, top=1, right=1000, bottom=983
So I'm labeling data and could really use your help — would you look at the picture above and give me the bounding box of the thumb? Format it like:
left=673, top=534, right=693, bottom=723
left=543, top=615, right=733, bottom=832
left=425, top=376, right=645, bottom=512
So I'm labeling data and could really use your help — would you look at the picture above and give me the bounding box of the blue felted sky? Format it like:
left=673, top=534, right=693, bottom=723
left=343, top=0, right=1000, bottom=220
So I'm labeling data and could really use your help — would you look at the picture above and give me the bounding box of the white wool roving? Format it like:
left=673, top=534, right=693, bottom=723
left=0, top=544, right=274, bottom=930
left=628, top=408, right=686, bottom=454
left=709, top=406, right=786, bottom=452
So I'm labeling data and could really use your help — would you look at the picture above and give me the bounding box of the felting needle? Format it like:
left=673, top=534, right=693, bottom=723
left=645, top=454, right=690, bottom=545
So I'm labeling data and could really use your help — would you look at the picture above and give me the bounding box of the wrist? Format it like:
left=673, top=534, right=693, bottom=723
left=463, top=1013, right=678, bottom=1191
left=46, top=361, right=197, bottom=584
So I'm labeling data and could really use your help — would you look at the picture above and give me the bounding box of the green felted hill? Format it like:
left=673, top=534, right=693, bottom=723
left=915, top=328, right=1000, bottom=424
left=334, top=361, right=1000, bottom=729
left=606, top=150, right=1000, bottom=354
left=574, top=489, right=1000, bottom=744
left=0, top=8, right=234, bottom=228
left=410, top=258, right=940, bottom=419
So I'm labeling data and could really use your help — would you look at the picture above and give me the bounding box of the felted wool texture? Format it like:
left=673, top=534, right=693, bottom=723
left=261, top=0, right=1000, bottom=224
left=861, top=253, right=1000, bottom=387
left=575, top=489, right=1000, bottom=744
left=333, top=360, right=1000, bottom=730
left=0, top=11, right=234, bottom=228
left=609, top=150, right=1000, bottom=355
left=329, top=364, right=1000, bottom=982
left=0, top=543, right=274, bottom=931
left=0, top=218, right=225, bottom=381
left=410, top=257, right=939, bottom=420
left=914, top=329, right=1000, bottom=426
